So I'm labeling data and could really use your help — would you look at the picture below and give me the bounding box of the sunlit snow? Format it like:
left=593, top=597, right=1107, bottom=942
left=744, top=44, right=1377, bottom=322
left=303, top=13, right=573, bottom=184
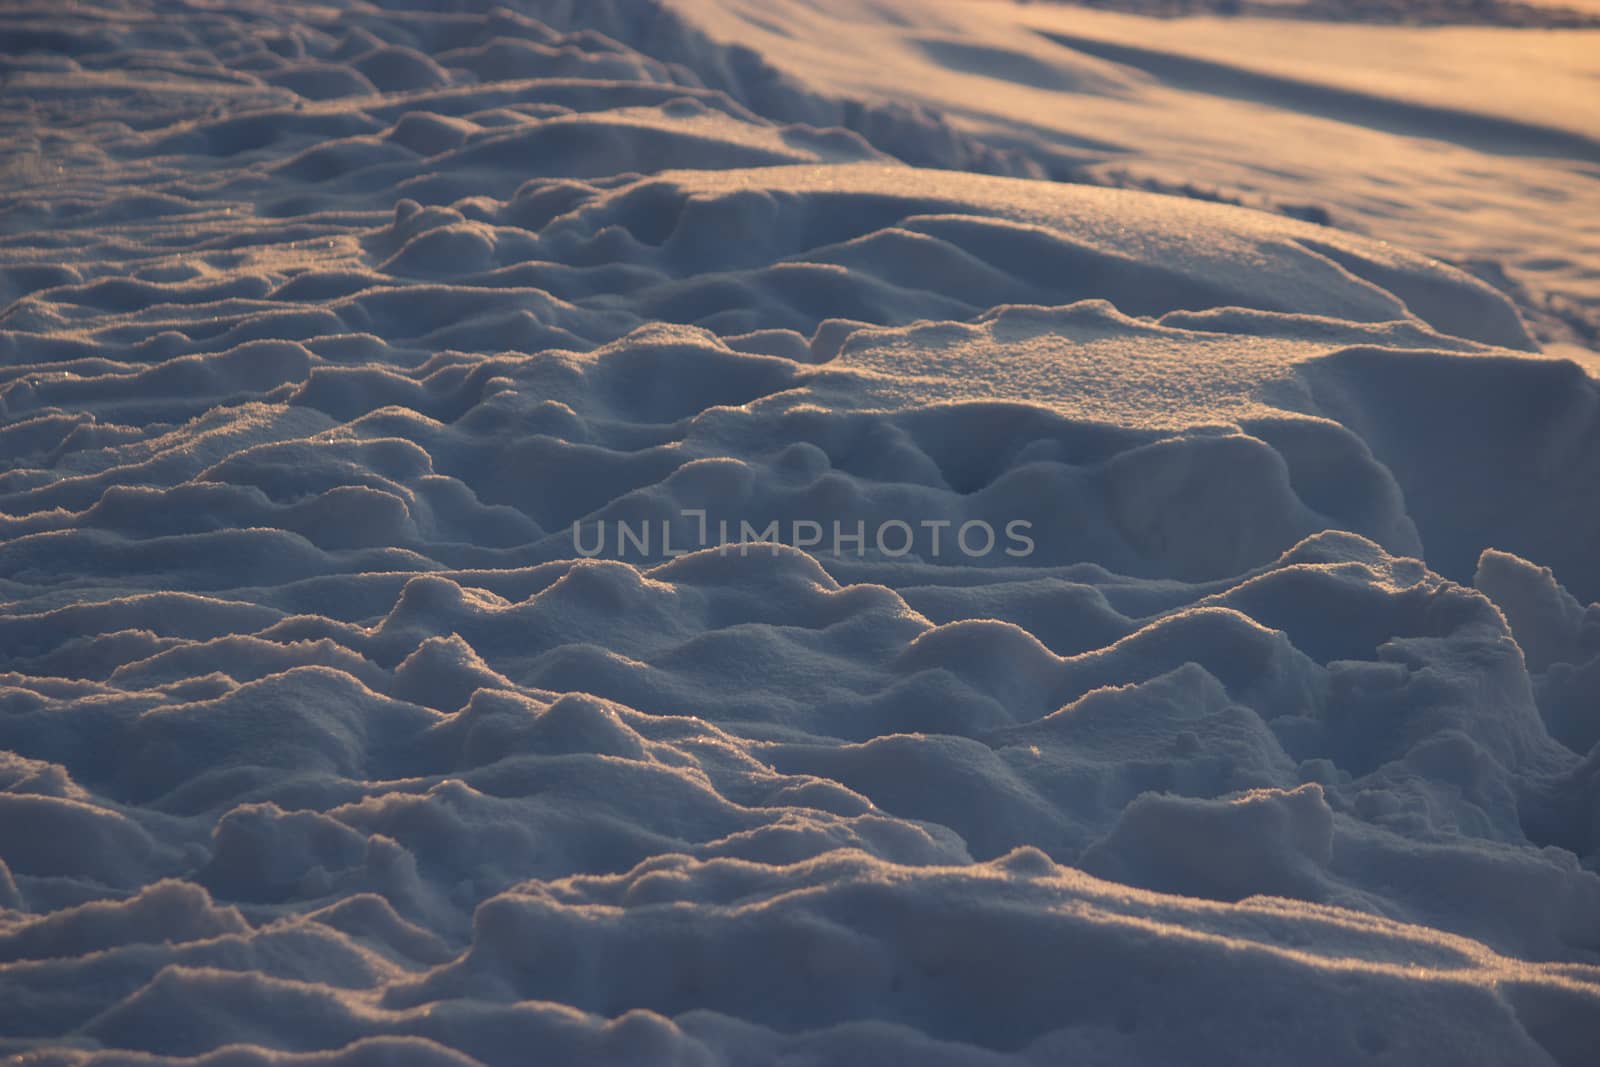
left=2, top=0, right=1599, bottom=1064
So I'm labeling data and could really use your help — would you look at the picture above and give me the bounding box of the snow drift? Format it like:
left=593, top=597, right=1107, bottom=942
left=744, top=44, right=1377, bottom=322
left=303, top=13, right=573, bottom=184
left=2, top=0, right=1599, bottom=1063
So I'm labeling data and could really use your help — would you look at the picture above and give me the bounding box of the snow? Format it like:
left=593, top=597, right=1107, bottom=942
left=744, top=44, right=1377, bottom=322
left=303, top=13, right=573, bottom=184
left=2, top=0, right=1599, bottom=1063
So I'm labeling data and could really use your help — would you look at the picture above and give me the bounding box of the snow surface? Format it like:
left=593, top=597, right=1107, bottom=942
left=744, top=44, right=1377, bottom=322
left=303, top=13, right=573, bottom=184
left=2, top=0, right=1600, bottom=1063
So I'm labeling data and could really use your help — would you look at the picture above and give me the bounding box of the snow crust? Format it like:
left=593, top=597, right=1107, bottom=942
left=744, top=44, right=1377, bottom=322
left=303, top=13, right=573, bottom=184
left=3, top=0, right=1599, bottom=1063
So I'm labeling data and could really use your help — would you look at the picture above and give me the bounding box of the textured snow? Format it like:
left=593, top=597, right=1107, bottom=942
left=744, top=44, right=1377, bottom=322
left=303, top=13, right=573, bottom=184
left=3, top=0, right=1600, bottom=1064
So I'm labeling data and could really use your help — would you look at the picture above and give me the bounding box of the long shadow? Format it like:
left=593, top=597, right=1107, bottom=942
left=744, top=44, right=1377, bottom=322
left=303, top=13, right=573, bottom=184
left=1036, top=28, right=1600, bottom=164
